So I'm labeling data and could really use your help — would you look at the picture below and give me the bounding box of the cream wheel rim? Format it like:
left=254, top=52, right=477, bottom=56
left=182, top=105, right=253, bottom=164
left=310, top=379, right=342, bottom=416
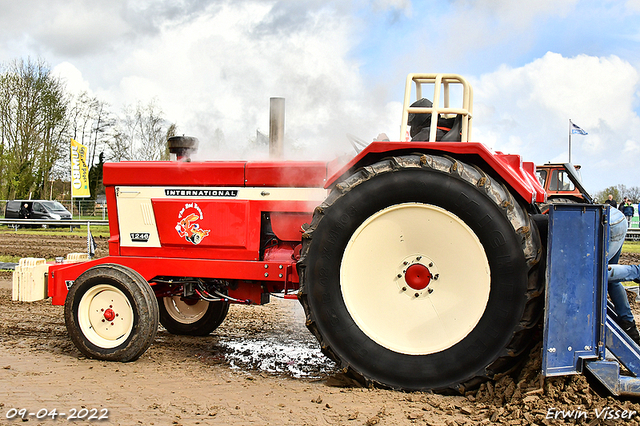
left=340, top=203, right=491, bottom=355
left=163, top=297, right=208, bottom=324
left=77, top=284, right=134, bottom=349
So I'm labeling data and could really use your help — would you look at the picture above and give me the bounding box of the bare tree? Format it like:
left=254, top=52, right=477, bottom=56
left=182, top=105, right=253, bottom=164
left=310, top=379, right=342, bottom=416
left=111, top=100, right=174, bottom=161
left=0, top=58, right=67, bottom=199
left=67, top=91, right=115, bottom=168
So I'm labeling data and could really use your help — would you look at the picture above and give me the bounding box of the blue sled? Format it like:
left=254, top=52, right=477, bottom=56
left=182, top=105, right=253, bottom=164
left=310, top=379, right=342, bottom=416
left=543, top=204, right=640, bottom=396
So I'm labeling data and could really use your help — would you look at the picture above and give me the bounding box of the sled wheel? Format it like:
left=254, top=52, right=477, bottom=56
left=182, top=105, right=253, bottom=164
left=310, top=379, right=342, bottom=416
left=158, top=296, right=229, bottom=336
left=64, top=264, right=159, bottom=361
left=298, top=154, right=543, bottom=392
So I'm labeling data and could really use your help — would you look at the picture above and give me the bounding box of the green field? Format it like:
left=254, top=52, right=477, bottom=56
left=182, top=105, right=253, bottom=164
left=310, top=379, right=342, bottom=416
left=0, top=224, right=109, bottom=238
left=624, top=241, right=640, bottom=254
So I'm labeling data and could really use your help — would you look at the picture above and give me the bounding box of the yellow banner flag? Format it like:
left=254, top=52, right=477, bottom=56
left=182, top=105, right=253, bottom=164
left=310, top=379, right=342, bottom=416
left=70, top=138, right=90, bottom=198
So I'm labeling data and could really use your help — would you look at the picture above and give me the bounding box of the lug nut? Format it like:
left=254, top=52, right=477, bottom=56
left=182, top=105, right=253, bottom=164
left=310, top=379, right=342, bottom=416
left=402, top=287, right=407, bottom=292
left=428, top=288, right=433, bottom=294
left=434, top=274, right=439, bottom=280
left=414, top=293, right=419, bottom=298
left=429, top=262, right=433, bottom=267
left=397, top=274, right=402, bottom=278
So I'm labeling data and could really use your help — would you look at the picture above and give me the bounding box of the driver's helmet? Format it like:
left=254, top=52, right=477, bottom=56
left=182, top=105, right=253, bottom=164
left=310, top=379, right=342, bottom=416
left=407, top=98, right=433, bottom=138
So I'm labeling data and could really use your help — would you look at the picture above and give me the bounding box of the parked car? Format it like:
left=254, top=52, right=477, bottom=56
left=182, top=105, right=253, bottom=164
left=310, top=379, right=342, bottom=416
left=5, top=200, right=72, bottom=227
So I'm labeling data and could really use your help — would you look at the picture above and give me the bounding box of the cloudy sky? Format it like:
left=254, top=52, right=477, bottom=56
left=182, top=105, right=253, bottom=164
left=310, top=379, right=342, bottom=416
left=1, top=0, right=640, bottom=194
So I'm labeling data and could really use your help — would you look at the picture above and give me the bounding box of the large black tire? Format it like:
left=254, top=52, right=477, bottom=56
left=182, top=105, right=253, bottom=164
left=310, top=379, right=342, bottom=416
left=158, top=297, right=229, bottom=336
left=298, top=154, right=543, bottom=392
left=64, top=264, right=159, bottom=362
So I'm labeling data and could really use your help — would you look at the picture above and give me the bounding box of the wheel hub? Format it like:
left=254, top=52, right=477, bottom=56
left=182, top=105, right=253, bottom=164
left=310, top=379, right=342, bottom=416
left=404, top=263, right=431, bottom=290
left=395, top=254, right=439, bottom=299
left=103, top=307, right=116, bottom=322
left=78, top=285, right=134, bottom=349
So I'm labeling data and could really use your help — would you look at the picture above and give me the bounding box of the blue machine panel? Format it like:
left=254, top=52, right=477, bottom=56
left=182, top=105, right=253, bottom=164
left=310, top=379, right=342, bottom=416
left=542, top=204, right=608, bottom=376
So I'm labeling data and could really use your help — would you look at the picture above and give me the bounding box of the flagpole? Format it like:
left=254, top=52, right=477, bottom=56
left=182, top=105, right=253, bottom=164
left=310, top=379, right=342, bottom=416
left=568, top=119, right=572, bottom=163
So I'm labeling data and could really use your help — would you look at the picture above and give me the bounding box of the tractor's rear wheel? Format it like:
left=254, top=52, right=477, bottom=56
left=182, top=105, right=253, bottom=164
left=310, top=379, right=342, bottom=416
left=298, top=154, right=543, bottom=392
left=158, top=296, right=229, bottom=336
left=64, top=264, right=159, bottom=362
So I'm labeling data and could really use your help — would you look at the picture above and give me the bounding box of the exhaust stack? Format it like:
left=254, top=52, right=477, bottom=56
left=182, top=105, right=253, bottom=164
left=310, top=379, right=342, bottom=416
left=269, top=97, right=285, bottom=159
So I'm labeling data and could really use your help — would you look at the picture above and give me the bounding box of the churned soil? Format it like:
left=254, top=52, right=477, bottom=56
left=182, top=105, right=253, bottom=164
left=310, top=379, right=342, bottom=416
left=1, top=232, right=640, bottom=425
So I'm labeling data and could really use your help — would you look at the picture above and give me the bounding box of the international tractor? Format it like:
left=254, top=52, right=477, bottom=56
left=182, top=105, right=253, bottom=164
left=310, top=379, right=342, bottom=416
left=13, top=74, right=640, bottom=396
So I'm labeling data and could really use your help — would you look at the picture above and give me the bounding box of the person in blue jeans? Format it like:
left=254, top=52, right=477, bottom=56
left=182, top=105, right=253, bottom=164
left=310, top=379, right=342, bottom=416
left=607, top=207, right=640, bottom=344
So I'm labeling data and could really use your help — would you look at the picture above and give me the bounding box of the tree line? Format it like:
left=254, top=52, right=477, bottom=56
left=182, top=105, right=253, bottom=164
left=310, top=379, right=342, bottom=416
left=594, top=185, right=640, bottom=205
left=0, top=57, right=175, bottom=201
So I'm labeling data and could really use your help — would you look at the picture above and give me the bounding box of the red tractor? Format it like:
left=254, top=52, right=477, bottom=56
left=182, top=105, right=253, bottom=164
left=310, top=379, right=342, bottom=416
left=535, top=162, right=591, bottom=213
left=16, top=74, right=548, bottom=393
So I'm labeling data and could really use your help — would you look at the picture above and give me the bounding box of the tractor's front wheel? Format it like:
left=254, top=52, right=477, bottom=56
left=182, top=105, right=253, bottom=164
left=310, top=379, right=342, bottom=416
left=298, top=154, right=543, bottom=392
left=64, top=264, right=159, bottom=361
left=158, top=296, right=229, bottom=336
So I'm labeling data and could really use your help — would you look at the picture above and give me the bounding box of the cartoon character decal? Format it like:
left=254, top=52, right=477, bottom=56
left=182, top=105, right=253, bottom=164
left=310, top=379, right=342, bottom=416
left=175, top=203, right=210, bottom=245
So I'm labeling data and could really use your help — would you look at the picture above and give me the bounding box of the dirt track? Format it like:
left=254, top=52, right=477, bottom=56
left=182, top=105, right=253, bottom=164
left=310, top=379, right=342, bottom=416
left=2, top=232, right=640, bottom=425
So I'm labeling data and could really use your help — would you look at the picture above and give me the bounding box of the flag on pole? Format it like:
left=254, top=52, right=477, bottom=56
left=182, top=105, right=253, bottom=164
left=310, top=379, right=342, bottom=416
left=570, top=121, right=588, bottom=135
left=70, top=138, right=90, bottom=198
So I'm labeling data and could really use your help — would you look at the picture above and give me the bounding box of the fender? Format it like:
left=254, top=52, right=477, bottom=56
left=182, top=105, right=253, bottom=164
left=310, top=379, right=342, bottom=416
left=325, top=141, right=546, bottom=205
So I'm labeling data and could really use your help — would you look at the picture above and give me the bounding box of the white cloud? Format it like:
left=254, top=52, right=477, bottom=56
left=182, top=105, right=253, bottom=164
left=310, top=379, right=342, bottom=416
left=472, top=52, right=640, bottom=193
left=372, top=0, right=412, bottom=18
left=51, top=62, right=92, bottom=96
left=82, top=1, right=380, bottom=160
left=627, top=0, right=640, bottom=12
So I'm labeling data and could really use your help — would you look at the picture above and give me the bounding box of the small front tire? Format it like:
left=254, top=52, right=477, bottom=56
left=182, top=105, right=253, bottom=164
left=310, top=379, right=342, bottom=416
left=64, top=264, right=159, bottom=361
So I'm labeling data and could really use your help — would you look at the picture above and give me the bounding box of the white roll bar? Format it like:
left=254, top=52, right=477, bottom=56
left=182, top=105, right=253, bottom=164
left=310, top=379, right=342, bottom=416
left=400, top=73, right=473, bottom=142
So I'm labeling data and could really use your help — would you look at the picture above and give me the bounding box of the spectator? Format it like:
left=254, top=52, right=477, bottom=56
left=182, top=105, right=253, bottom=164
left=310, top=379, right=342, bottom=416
left=619, top=196, right=628, bottom=210
left=19, top=203, right=30, bottom=219
left=604, top=194, right=617, bottom=209
left=621, top=197, right=635, bottom=227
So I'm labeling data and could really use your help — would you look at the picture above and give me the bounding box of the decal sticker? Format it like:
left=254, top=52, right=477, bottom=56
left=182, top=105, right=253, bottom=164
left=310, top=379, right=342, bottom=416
left=65, top=280, right=74, bottom=290
left=165, top=188, right=238, bottom=197
left=175, top=203, right=210, bottom=245
left=130, top=232, right=150, bottom=242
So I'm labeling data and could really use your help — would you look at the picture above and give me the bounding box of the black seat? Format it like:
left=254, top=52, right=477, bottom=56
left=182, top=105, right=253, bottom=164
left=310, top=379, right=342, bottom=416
left=408, top=98, right=462, bottom=142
